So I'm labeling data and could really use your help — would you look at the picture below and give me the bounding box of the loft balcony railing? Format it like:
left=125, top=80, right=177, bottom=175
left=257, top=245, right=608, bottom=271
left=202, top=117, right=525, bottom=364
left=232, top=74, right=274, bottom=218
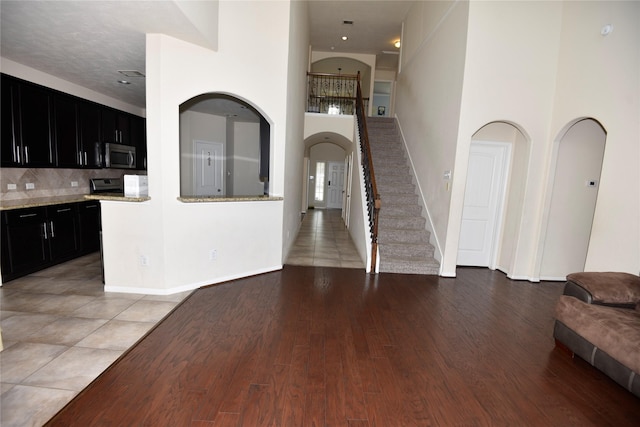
left=306, top=72, right=369, bottom=115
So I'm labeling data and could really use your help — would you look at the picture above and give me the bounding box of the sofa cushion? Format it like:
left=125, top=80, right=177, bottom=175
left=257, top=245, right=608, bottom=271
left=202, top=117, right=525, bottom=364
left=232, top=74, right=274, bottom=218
left=555, top=295, right=640, bottom=375
left=566, top=272, right=640, bottom=305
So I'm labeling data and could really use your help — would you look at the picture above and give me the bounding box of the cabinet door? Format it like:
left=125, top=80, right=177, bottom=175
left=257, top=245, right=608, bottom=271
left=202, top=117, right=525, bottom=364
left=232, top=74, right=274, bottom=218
left=78, top=201, right=101, bottom=254
left=117, top=113, right=130, bottom=145
left=19, top=82, right=55, bottom=166
left=47, top=205, right=79, bottom=262
left=54, top=94, right=80, bottom=168
left=79, top=101, right=103, bottom=168
left=130, top=115, right=146, bottom=169
left=1, top=208, right=48, bottom=278
left=101, top=108, right=117, bottom=143
left=1, top=75, right=21, bottom=166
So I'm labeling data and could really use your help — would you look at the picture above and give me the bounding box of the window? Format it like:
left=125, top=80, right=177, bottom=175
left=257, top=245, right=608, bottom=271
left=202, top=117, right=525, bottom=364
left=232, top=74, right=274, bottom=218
left=314, top=162, right=325, bottom=201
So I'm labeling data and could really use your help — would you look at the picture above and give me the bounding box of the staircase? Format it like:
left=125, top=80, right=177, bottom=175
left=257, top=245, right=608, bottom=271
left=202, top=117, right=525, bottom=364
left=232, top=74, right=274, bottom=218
left=366, top=117, right=440, bottom=275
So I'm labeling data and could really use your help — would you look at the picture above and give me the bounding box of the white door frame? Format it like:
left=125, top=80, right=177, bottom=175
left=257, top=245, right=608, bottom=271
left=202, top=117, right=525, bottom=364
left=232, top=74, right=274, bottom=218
left=458, top=141, right=511, bottom=269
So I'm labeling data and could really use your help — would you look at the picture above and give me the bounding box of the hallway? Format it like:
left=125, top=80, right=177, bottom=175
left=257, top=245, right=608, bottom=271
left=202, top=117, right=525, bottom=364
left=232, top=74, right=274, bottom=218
left=285, top=208, right=364, bottom=269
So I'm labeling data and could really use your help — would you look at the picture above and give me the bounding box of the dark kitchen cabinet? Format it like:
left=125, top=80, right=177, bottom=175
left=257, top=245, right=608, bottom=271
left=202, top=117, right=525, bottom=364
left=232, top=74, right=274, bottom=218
left=46, top=204, right=80, bottom=263
left=1, top=207, right=49, bottom=279
left=1, top=75, right=21, bottom=166
left=0, top=201, right=96, bottom=283
left=54, top=95, right=102, bottom=168
left=1, top=75, right=55, bottom=167
left=78, top=201, right=101, bottom=254
left=18, top=81, right=55, bottom=167
left=54, top=93, right=79, bottom=168
left=78, top=101, right=103, bottom=168
left=101, top=108, right=130, bottom=145
left=130, top=114, right=147, bottom=169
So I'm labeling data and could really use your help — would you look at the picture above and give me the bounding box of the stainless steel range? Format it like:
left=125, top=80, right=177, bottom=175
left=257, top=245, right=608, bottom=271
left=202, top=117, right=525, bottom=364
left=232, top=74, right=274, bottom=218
left=90, top=178, right=123, bottom=195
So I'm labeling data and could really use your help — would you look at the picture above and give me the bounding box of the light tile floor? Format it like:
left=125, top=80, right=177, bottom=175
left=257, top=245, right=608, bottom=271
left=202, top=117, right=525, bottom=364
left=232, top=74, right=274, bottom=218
left=0, top=253, right=191, bottom=427
left=285, top=208, right=364, bottom=269
left=0, top=208, right=362, bottom=427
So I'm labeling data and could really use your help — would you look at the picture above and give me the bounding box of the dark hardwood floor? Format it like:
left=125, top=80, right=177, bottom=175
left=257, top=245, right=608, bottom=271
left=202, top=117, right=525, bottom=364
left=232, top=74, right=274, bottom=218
left=46, top=266, right=640, bottom=426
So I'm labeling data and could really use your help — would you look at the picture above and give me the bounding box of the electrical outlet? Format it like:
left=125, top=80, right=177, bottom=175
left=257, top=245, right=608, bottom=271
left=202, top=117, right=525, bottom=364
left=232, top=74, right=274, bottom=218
left=209, top=249, right=217, bottom=261
left=25, top=183, right=35, bottom=190
left=7, top=183, right=17, bottom=190
left=140, top=255, right=149, bottom=266
left=71, top=181, right=78, bottom=187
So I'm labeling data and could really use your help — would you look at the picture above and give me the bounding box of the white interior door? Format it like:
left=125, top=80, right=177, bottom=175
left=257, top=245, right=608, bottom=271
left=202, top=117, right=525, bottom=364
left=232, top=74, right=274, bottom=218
left=326, top=161, right=345, bottom=209
left=194, top=140, right=224, bottom=196
left=458, top=142, right=510, bottom=267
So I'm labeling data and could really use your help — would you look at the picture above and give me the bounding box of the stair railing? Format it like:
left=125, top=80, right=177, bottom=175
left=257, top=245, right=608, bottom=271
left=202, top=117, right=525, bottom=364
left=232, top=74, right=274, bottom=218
left=354, top=72, right=381, bottom=273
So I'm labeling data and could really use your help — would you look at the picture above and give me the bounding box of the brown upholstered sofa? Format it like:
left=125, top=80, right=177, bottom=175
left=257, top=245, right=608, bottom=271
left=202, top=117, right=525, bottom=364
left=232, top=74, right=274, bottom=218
left=553, top=272, right=640, bottom=398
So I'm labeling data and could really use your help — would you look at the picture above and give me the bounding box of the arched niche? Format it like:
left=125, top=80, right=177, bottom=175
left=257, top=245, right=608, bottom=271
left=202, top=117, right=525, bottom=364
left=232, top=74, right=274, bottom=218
left=540, top=117, right=607, bottom=279
left=179, top=93, right=270, bottom=197
left=459, top=121, right=530, bottom=276
left=311, top=57, right=372, bottom=100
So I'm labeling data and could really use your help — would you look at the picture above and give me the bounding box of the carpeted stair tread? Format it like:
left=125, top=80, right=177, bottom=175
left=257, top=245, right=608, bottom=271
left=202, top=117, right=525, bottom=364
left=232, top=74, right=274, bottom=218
left=367, top=116, right=440, bottom=275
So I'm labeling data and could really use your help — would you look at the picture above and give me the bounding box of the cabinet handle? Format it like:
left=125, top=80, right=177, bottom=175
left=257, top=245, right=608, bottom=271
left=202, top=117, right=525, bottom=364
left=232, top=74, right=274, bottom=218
left=84, top=151, right=87, bottom=165
left=85, top=205, right=98, bottom=209
left=50, top=221, right=55, bottom=238
left=24, top=146, right=29, bottom=164
left=56, top=208, right=72, bottom=213
left=78, top=151, right=82, bottom=165
left=19, top=213, right=38, bottom=218
left=43, top=222, right=48, bottom=240
left=16, top=146, right=21, bottom=163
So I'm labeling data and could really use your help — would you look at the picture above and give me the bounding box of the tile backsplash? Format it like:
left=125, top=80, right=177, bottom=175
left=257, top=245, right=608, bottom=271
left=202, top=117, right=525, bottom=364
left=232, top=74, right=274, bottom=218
left=0, top=168, right=136, bottom=201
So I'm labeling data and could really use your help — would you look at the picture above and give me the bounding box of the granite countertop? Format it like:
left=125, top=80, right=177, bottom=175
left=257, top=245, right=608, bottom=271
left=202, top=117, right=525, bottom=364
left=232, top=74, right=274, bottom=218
left=85, top=193, right=150, bottom=202
left=0, top=194, right=150, bottom=210
left=178, top=195, right=283, bottom=203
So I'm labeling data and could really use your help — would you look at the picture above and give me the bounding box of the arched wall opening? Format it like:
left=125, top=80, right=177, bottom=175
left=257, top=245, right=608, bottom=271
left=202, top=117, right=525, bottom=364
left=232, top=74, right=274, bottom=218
left=179, top=93, right=270, bottom=198
left=458, top=121, right=530, bottom=276
left=539, top=118, right=607, bottom=280
left=310, top=57, right=372, bottom=98
left=303, top=132, right=353, bottom=211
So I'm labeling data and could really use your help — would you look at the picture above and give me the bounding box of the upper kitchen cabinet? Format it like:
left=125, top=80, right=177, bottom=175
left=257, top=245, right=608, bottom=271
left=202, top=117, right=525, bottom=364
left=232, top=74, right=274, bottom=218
left=55, top=95, right=102, bottom=169
left=130, top=114, right=147, bottom=169
left=101, top=107, right=131, bottom=145
left=1, top=75, right=55, bottom=167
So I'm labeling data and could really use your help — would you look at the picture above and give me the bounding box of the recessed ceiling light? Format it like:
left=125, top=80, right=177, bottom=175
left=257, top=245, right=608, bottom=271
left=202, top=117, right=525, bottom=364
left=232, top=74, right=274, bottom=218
left=117, top=80, right=131, bottom=85
left=394, top=40, right=401, bottom=48
left=343, top=20, right=353, bottom=25
left=118, top=70, right=145, bottom=78
left=341, top=36, right=348, bottom=41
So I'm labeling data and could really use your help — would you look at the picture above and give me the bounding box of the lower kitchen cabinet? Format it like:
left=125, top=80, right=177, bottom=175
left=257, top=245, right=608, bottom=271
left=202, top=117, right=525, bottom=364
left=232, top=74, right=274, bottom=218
left=78, top=201, right=101, bottom=254
left=1, top=201, right=100, bottom=283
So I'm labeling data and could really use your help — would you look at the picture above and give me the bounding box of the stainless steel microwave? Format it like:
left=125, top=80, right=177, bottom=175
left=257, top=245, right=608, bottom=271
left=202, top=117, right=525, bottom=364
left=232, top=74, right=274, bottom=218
left=104, top=143, right=136, bottom=169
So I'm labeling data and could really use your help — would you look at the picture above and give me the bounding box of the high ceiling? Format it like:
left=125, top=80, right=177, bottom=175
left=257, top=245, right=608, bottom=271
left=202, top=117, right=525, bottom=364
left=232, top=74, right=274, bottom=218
left=0, top=0, right=411, bottom=117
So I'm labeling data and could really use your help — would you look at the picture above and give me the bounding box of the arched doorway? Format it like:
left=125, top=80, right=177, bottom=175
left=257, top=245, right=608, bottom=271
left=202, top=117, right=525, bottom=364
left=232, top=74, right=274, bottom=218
left=457, top=122, right=530, bottom=275
left=540, top=118, right=606, bottom=279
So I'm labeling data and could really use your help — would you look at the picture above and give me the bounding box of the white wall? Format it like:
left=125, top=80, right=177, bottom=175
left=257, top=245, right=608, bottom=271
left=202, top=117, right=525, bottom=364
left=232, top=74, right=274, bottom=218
left=394, top=0, right=470, bottom=271
left=546, top=1, right=640, bottom=275
left=179, top=110, right=226, bottom=195
left=103, top=1, right=293, bottom=293
left=281, top=0, right=310, bottom=261
left=232, top=121, right=262, bottom=196
left=403, top=0, right=639, bottom=279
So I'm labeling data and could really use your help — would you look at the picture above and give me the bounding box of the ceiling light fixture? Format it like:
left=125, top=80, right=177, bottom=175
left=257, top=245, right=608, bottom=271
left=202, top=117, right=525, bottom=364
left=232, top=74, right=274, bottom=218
left=117, top=80, right=131, bottom=85
left=341, top=36, right=348, bottom=41
left=394, top=40, right=401, bottom=48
